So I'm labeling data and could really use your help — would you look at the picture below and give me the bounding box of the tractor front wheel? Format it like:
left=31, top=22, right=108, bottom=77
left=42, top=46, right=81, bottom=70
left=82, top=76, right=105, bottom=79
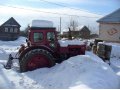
left=19, top=49, right=55, bottom=72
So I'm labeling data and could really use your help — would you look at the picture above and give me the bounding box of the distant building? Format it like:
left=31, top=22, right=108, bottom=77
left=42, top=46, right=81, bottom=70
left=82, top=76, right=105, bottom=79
left=79, top=26, right=91, bottom=39
left=63, top=26, right=91, bottom=39
left=90, top=34, right=99, bottom=39
left=97, top=8, right=120, bottom=42
left=0, top=17, right=21, bottom=41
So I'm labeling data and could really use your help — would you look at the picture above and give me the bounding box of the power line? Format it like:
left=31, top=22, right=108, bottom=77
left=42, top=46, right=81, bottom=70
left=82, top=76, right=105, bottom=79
left=39, top=0, right=103, bottom=16
left=0, top=5, right=74, bottom=17
left=0, top=4, right=101, bottom=18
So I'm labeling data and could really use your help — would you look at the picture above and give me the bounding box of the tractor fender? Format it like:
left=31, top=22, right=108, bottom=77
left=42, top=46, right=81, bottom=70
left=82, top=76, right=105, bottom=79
left=19, top=45, right=54, bottom=60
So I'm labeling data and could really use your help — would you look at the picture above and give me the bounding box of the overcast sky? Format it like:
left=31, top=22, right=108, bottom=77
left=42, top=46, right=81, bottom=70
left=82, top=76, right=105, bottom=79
left=0, top=0, right=119, bottom=33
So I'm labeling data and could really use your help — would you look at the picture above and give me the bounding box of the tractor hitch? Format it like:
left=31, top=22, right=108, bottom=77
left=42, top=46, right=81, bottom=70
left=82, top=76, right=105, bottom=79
left=4, top=54, right=18, bottom=69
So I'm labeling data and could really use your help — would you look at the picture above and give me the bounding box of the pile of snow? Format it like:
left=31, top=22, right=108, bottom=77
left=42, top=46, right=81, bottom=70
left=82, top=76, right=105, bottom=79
left=110, top=44, right=120, bottom=68
left=0, top=37, right=26, bottom=60
left=96, top=42, right=120, bottom=80
left=0, top=53, right=119, bottom=89
left=0, top=37, right=26, bottom=46
left=110, top=44, right=120, bottom=58
left=58, top=40, right=85, bottom=47
left=30, top=20, right=53, bottom=28
left=110, top=58, right=120, bottom=68
left=0, top=37, right=119, bottom=89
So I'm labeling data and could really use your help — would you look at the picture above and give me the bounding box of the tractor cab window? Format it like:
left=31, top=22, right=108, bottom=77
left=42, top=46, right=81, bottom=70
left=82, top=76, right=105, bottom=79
left=47, top=32, right=55, bottom=41
left=33, top=32, right=43, bottom=42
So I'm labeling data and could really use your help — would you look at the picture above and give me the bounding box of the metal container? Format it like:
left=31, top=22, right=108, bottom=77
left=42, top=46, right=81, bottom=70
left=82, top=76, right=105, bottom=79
left=96, top=43, right=105, bottom=59
left=105, top=45, right=112, bottom=60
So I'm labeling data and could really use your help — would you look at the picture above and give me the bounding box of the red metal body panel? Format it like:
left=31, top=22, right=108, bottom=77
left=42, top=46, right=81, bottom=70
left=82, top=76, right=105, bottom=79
left=59, top=47, right=68, bottom=53
left=59, top=44, right=86, bottom=55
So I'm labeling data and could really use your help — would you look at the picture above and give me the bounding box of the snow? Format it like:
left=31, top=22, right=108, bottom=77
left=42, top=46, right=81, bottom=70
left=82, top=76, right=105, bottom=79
left=30, top=20, right=53, bottom=27
left=110, top=57, right=120, bottom=89
left=109, top=43, right=120, bottom=59
left=106, top=42, right=120, bottom=81
left=0, top=37, right=120, bottom=89
left=0, top=37, right=26, bottom=60
left=58, top=39, right=85, bottom=47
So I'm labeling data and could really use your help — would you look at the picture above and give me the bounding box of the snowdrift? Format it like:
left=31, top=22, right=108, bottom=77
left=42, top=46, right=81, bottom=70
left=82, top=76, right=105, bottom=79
left=101, top=42, right=120, bottom=58
left=110, top=44, right=120, bottom=68
left=0, top=54, right=119, bottom=89
left=0, top=37, right=26, bottom=60
left=100, top=42, right=120, bottom=69
left=0, top=37, right=119, bottom=89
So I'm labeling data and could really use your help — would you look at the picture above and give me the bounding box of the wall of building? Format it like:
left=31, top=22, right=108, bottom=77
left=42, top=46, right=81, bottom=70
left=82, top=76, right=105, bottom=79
left=99, top=23, right=120, bottom=42
left=0, top=26, right=20, bottom=41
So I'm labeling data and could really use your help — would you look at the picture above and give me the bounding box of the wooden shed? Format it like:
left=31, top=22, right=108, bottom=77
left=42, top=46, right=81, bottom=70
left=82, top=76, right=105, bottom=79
left=0, top=17, right=21, bottom=41
left=97, top=8, right=120, bottom=42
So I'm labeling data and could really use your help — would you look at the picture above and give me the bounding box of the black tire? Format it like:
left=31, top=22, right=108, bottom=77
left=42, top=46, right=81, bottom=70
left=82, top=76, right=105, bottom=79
left=19, top=49, right=55, bottom=72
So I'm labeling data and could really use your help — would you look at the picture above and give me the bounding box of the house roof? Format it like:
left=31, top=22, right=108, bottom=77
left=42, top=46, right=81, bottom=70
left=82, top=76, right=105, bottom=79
left=97, top=8, right=120, bottom=23
left=76, top=25, right=84, bottom=31
left=1, top=17, right=21, bottom=27
left=80, top=26, right=90, bottom=33
left=62, top=25, right=85, bottom=32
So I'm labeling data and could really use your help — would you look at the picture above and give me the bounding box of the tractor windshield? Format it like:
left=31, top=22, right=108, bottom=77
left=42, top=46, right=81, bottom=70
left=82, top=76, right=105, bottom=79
left=33, top=32, right=43, bottom=42
left=47, top=32, right=55, bottom=41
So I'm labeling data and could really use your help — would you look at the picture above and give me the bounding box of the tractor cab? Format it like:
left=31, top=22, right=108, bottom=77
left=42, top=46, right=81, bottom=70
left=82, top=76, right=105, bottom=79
left=28, top=20, right=58, bottom=51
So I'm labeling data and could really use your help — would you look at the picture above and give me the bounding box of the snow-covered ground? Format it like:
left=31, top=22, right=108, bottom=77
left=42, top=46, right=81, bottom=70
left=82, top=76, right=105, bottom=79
left=0, top=37, right=26, bottom=60
left=0, top=37, right=120, bottom=89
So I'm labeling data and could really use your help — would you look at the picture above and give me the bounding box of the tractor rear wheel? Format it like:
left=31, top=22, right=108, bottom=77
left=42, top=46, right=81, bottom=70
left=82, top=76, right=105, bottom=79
left=19, top=49, right=55, bottom=72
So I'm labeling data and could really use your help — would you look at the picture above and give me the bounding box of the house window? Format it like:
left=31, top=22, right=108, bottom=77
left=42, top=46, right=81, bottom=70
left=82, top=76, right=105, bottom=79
left=10, top=28, right=13, bottom=32
left=14, top=28, right=18, bottom=33
left=5, top=28, right=8, bottom=32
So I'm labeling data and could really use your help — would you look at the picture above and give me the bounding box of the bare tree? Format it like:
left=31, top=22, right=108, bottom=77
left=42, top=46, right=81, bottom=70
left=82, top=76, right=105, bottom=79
left=67, top=18, right=79, bottom=39
left=24, top=24, right=30, bottom=37
left=68, top=18, right=78, bottom=31
left=68, top=27, right=72, bottom=40
left=20, top=24, right=30, bottom=37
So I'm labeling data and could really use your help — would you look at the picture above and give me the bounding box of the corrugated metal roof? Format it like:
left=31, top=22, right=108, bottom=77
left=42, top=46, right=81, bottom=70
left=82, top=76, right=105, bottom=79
left=97, top=8, right=120, bottom=23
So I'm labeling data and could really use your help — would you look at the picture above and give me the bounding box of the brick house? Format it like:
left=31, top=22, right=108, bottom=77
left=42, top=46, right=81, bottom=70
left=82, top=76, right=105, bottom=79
left=97, top=8, right=120, bottom=42
left=0, top=17, right=21, bottom=41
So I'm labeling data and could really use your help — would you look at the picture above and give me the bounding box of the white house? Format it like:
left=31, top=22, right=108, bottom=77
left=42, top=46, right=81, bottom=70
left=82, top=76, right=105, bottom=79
left=97, top=8, right=120, bottom=42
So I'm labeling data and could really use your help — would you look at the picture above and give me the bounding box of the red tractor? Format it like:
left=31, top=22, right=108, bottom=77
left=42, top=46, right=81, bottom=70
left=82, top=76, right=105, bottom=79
left=5, top=20, right=86, bottom=72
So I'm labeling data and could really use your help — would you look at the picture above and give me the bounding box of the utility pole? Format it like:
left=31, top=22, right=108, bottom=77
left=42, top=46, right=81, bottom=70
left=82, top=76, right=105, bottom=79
left=60, top=17, right=61, bottom=35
